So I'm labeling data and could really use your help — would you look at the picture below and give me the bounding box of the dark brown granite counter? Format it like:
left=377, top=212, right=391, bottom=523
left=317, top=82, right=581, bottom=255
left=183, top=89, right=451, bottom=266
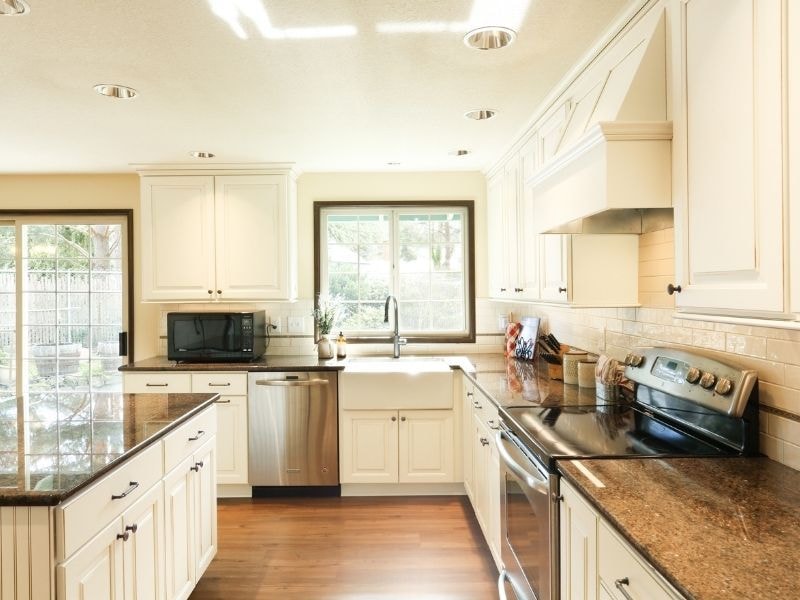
left=120, top=355, right=345, bottom=371
left=0, top=392, right=218, bottom=506
left=558, top=457, right=800, bottom=600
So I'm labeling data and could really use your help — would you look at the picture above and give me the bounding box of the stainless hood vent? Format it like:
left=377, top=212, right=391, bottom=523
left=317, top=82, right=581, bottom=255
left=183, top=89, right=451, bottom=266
left=528, top=9, right=672, bottom=234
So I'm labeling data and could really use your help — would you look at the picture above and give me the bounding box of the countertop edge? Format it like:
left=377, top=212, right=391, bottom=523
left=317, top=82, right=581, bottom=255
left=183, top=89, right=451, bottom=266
left=2, top=393, right=220, bottom=507
left=557, top=462, right=695, bottom=600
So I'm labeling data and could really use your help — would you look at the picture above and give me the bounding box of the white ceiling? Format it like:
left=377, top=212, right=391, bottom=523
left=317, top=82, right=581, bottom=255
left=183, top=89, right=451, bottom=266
left=1, top=0, right=631, bottom=174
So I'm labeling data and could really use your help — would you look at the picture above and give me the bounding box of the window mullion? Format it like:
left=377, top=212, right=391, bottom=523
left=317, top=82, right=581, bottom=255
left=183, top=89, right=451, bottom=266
left=390, top=209, right=399, bottom=300
left=14, top=223, right=23, bottom=399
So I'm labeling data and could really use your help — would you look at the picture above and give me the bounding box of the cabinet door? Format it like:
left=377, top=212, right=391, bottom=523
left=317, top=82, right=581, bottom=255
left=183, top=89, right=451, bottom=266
left=462, top=385, right=475, bottom=500
left=398, top=410, right=455, bottom=483
left=215, top=396, right=249, bottom=485
left=487, top=172, right=508, bottom=298
left=339, top=411, right=399, bottom=484
left=214, top=175, right=293, bottom=300
left=140, top=176, right=216, bottom=302
left=58, top=518, right=124, bottom=600
left=560, top=480, right=599, bottom=600
left=790, top=2, right=800, bottom=313
left=471, top=414, right=490, bottom=536
left=163, top=457, right=195, bottom=600
left=193, top=437, right=218, bottom=580
left=123, top=483, right=166, bottom=600
left=518, top=136, right=540, bottom=301
left=675, top=0, right=784, bottom=314
left=502, top=158, right=521, bottom=295
left=539, top=234, right=570, bottom=301
left=486, top=427, right=502, bottom=566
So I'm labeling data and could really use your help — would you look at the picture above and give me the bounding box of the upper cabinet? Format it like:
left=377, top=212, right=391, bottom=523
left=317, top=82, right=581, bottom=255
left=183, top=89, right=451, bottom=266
left=789, top=3, right=800, bottom=314
left=673, top=0, right=785, bottom=315
left=139, top=168, right=298, bottom=302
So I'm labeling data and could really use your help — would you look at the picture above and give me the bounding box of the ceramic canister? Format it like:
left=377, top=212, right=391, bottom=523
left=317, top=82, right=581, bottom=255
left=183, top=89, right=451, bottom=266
left=578, top=359, right=597, bottom=389
left=563, top=349, right=588, bottom=385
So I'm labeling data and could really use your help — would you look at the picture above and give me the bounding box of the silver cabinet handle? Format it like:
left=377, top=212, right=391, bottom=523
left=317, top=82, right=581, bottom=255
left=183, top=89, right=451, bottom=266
left=111, top=481, right=139, bottom=500
left=208, top=382, right=231, bottom=387
left=145, top=383, right=168, bottom=387
left=256, top=379, right=329, bottom=387
left=497, top=570, right=509, bottom=600
left=615, top=577, right=634, bottom=600
left=188, top=430, right=205, bottom=441
left=215, top=398, right=231, bottom=404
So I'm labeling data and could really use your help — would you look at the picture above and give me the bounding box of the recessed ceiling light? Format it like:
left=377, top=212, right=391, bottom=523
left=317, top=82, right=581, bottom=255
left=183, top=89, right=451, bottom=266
left=450, top=149, right=471, bottom=157
left=463, top=26, right=516, bottom=50
left=93, top=84, right=138, bottom=100
left=464, top=109, right=496, bottom=121
left=0, top=0, right=29, bottom=16
left=190, top=151, right=216, bottom=159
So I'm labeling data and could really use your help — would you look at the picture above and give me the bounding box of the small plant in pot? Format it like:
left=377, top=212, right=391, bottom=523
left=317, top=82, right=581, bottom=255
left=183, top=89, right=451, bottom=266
left=313, top=295, right=340, bottom=359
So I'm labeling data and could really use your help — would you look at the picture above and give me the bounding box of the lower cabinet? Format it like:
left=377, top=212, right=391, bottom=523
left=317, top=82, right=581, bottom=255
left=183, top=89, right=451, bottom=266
left=56, top=407, right=217, bottom=600
left=164, top=437, right=218, bottom=600
left=560, top=479, right=684, bottom=600
left=339, top=409, right=455, bottom=484
left=462, top=382, right=502, bottom=568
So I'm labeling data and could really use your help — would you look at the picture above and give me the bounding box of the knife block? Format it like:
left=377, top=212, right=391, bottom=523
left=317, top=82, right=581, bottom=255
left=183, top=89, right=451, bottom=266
left=544, top=344, right=571, bottom=380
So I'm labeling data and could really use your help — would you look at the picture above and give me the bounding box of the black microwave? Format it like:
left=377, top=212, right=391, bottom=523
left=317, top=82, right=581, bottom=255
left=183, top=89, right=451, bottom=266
left=167, top=312, right=266, bottom=362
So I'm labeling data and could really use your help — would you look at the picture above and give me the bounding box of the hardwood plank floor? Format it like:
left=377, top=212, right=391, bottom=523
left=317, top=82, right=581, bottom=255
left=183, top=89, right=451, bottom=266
left=190, top=495, right=498, bottom=600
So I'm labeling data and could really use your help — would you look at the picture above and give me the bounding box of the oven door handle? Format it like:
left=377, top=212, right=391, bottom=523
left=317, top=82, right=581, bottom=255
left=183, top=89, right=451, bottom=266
left=496, top=430, right=550, bottom=494
left=497, top=569, right=510, bottom=600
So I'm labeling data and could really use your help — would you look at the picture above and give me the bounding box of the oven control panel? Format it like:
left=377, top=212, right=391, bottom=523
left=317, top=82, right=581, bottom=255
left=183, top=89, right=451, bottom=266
left=624, top=347, right=757, bottom=417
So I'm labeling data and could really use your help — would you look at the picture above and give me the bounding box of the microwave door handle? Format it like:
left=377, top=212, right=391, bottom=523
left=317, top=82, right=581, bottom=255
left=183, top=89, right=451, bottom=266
left=496, top=430, right=549, bottom=494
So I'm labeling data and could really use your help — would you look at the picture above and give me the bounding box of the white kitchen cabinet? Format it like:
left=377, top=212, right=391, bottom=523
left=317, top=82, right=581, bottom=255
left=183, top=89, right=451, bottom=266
left=339, top=410, right=399, bottom=484
left=540, top=234, right=639, bottom=306
left=487, top=171, right=507, bottom=298
left=122, top=483, right=166, bottom=600
left=340, top=409, right=455, bottom=484
left=398, top=410, right=455, bottom=483
left=560, top=479, right=684, bottom=600
left=58, top=518, right=125, bottom=600
left=790, top=2, right=800, bottom=314
left=673, top=0, right=784, bottom=315
left=461, top=381, right=475, bottom=501
left=213, top=395, right=248, bottom=485
left=163, top=436, right=217, bottom=600
left=139, top=170, right=297, bottom=302
left=560, top=479, right=598, bottom=600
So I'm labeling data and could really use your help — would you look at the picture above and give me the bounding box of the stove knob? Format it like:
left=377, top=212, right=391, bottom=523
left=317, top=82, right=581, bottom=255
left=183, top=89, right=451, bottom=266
left=699, top=372, right=717, bottom=389
left=686, top=367, right=701, bottom=384
left=714, top=378, right=733, bottom=395
left=625, top=353, right=645, bottom=368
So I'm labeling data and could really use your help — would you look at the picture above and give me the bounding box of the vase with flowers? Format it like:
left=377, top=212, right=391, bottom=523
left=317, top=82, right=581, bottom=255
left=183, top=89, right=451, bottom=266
left=313, top=295, right=340, bottom=359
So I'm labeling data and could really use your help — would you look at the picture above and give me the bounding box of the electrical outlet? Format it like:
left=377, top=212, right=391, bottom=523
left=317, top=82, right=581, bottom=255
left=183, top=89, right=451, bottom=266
left=269, top=317, right=282, bottom=334
left=287, top=316, right=304, bottom=334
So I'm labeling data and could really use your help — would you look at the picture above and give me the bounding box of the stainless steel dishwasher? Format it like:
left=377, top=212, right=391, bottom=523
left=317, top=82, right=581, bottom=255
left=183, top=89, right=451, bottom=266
left=247, top=371, right=339, bottom=490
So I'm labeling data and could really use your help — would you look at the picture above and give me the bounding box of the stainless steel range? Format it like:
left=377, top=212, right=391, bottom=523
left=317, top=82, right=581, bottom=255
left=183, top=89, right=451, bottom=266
left=496, top=347, right=759, bottom=600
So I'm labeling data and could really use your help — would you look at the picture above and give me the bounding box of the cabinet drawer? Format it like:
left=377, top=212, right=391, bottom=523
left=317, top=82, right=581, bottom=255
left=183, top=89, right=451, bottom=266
left=163, top=406, right=218, bottom=473
left=56, top=442, right=163, bottom=561
left=598, top=521, right=682, bottom=600
left=192, top=372, right=247, bottom=395
left=124, top=372, right=192, bottom=394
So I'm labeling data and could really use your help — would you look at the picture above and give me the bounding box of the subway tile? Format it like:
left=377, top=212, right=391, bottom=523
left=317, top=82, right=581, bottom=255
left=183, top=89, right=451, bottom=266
left=759, top=434, right=783, bottom=462
left=769, top=414, right=800, bottom=443
left=639, top=258, right=675, bottom=277
left=785, top=365, right=800, bottom=389
left=783, top=442, right=800, bottom=470
left=766, top=338, right=800, bottom=365
left=639, top=241, right=673, bottom=262
left=725, top=334, right=767, bottom=358
left=691, top=329, right=726, bottom=351
left=759, top=382, right=800, bottom=415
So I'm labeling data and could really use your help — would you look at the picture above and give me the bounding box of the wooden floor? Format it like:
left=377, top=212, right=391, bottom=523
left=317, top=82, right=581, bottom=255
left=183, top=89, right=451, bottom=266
left=190, top=495, right=498, bottom=600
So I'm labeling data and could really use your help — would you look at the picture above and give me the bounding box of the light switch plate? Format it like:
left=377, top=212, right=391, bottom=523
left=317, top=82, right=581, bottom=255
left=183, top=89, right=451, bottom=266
left=287, top=316, right=304, bottom=334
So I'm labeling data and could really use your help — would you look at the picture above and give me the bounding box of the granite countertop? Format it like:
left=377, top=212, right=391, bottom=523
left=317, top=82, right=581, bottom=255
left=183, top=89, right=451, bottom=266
left=0, top=392, right=218, bottom=506
left=120, top=355, right=345, bottom=371
left=559, top=457, right=800, bottom=600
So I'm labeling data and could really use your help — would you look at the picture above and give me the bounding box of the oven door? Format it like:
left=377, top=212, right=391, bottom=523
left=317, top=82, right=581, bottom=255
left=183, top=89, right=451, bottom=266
left=497, top=426, right=557, bottom=600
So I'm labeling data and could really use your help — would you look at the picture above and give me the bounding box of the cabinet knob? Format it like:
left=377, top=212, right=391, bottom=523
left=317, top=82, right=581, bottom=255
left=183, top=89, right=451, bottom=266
left=207, top=290, right=213, bottom=295
left=558, top=287, right=567, bottom=294
left=480, top=437, right=489, bottom=446
left=117, top=531, right=130, bottom=542
left=391, top=416, right=397, bottom=422
left=125, top=524, right=138, bottom=534
left=216, top=289, right=222, bottom=295
left=667, top=283, right=682, bottom=295
left=615, top=577, right=634, bottom=600
left=400, top=416, right=406, bottom=422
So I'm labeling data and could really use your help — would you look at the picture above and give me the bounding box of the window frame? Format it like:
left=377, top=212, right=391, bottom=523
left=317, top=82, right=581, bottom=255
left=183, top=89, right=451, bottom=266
left=314, top=200, right=475, bottom=344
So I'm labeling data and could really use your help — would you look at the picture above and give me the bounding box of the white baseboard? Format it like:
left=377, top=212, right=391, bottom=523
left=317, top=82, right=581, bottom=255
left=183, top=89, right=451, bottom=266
left=341, top=482, right=467, bottom=497
left=217, top=484, right=252, bottom=498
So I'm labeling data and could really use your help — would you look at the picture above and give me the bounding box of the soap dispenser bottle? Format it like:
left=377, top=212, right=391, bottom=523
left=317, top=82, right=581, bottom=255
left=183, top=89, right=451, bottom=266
left=336, top=331, right=347, bottom=359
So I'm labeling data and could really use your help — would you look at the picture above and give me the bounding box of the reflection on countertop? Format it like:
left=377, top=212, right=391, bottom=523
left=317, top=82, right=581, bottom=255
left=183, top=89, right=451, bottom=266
left=559, top=457, right=800, bottom=600
left=0, top=392, right=217, bottom=505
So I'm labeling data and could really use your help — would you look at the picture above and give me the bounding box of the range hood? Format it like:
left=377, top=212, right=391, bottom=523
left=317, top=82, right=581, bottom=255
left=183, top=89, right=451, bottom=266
left=528, top=9, right=672, bottom=234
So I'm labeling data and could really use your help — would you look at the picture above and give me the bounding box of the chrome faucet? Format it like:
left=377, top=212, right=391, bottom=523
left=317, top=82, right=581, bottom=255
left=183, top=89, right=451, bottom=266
left=384, top=295, right=407, bottom=358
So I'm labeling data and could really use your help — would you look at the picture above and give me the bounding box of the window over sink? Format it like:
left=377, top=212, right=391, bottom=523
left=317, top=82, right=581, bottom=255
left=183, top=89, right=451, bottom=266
left=314, top=202, right=475, bottom=343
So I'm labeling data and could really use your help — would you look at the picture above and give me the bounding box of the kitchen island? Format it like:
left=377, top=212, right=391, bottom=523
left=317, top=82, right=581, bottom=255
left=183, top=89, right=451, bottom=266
left=0, top=391, right=219, bottom=600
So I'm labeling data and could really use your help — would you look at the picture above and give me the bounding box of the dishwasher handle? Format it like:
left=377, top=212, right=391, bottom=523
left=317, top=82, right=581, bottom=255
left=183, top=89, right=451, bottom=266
left=255, top=378, right=329, bottom=387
